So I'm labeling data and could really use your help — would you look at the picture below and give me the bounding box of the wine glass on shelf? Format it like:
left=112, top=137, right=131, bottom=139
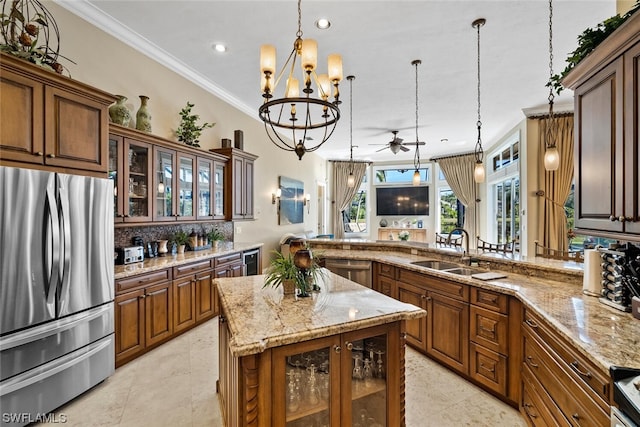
left=374, top=349, right=385, bottom=379
left=363, top=358, right=373, bottom=388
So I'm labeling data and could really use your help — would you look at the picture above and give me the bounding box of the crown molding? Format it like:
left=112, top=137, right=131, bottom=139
left=54, top=0, right=255, bottom=119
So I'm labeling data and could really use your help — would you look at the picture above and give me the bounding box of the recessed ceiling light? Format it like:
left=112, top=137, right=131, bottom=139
left=213, top=43, right=227, bottom=53
left=315, top=18, right=330, bottom=29
left=441, top=138, right=448, bottom=143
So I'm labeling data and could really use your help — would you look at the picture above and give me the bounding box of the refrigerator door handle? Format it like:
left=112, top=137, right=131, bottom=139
left=44, top=182, right=60, bottom=315
left=57, top=184, right=72, bottom=315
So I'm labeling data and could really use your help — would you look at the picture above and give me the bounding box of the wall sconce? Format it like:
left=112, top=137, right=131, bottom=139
left=272, top=188, right=281, bottom=210
left=304, top=193, right=311, bottom=213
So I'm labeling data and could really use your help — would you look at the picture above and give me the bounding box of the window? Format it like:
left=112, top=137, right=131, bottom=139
left=344, top=172, right=368, bottom=234
left=565, top=182, right=616, bottom=251
left=492, top=140, right=519, bottom=171
left=374, top=165, right=430, bottom=185
left=493, top=177, right=520, bottom=244
left=439, top=189, right=464, bottom=234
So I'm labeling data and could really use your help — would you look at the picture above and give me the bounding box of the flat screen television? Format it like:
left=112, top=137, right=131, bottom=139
left=376, top=186, right=429, bottom=216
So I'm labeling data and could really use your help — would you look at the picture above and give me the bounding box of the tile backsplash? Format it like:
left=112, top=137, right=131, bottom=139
left=115, top=222, right=233, bottom=248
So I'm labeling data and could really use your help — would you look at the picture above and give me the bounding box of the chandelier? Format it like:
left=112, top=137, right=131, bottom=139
left=347, top=75, right=356, bottom=188
left=411, top=59, right=423, bottom=186
left=543, top=0, right=560, bottom=171
left=472, top=18, right=486, bottom=183
left=258, top=0, right=343, bottom=160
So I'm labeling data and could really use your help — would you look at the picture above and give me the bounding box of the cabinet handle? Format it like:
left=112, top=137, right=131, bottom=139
left=345, top=342, right=353, bottom=351
left=569, top=361, right=592, bottom=379
left=35, top=151, right=44, bottom=156
left=219, top=315, right=226, bottom=323
left=571, top=413, right=581, bottom=423
left=524, top=318, right=538, bottom=328
left=334, top=345, right=341, bottom=354
left=421, top=294, right=427, bottom=299
left=46, top=153, right=56, bottom=158
left=526, top=356, right=539, bottom=368
left=479, top=363, right=495, bottom=373
left=124, top=214, right=130, bottom=218
left=479, top=326, right=495, bottom=336
left=138, top=294, right=146, bottom=299
left=523, top=403, right=538, bottom=419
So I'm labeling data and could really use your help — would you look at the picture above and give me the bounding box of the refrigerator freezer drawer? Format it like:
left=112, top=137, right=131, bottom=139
left=0, top=303, right=114, bottom=381
left=0, top=334, right=114, bottom=426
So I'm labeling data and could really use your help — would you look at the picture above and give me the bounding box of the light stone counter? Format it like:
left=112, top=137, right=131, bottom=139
left=215, top=271, right=427, bottom=357
left=307, top=243, right=640, bottom=372
left=114, top=242, right=263, bottom=279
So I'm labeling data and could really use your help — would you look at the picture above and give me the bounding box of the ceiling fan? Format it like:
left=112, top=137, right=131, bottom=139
left=370, top=131, right=425, bottom=154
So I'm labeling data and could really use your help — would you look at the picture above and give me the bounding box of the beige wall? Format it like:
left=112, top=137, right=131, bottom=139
left=617, top=0, right=635, bottom=14
left=48, top=3, right=326, bottom=255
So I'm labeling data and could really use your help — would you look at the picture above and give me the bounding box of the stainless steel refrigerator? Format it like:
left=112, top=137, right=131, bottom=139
left=0, top=166, right=114, bottom=425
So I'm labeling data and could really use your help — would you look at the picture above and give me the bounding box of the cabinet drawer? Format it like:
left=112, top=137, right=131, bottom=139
left=523, top=309, right=610, bottom=407
left=397, top=268, right=469, bottom=301
left=116, top=269, right=172, bottom=293
left=469, top=342, right=507, bottom=396
left=376, top=262, right=396, bottom=279
left=470, top=305, right=508, bottom=354
left=523, top=329, right=610, bottom=427
left=470, top=287, right=508, bottom=313
left=522, top=365, right=564, bottom=427
left=173, top=260, right=213, bottom=278
left=215, top=252, right=242, bottom=268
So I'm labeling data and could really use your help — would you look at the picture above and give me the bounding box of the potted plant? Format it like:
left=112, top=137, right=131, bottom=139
left=398, top=230, right=410, bottom=241
left=263, top=250, right=303, bottom=295
left=175, top=101, right=215, bottom=148
left=171, top=230, right=190, bottom=254
left=206, top=227, right=224, bottom=248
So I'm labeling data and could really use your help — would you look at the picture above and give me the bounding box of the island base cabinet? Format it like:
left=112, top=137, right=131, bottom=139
left=218, top=320, right=405, bottom=427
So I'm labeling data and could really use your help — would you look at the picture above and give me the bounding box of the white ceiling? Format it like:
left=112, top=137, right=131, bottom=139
left=62, top=0, right=616, bottom=162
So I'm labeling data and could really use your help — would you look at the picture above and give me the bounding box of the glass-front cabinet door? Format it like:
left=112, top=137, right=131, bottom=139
left=154, top=147, right=175, bottom=221
left=213, top=160, right=225, bottom=219
left=108, top=134, right=123, bottom=223
left=125, top=139, right=152, bottom=222
left=177, top=154, right=196, bottom=220
left=197, top=158, right=213, bottom=220
left=272, top=335, right=341, bottom=426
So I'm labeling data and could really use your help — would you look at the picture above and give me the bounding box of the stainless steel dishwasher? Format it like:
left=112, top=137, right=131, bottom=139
left=324, top=258, right=372, bottom=288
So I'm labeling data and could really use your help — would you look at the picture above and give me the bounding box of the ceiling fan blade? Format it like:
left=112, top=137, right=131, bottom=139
left=375, top=146, right=390, bottom=152
left=368, top=143, right=389, bottom=146
left=402, top=141, right=426, bottom=146
left=399, top=145, right=410, bottom=152
left=394, top=137, right=404, bottom=144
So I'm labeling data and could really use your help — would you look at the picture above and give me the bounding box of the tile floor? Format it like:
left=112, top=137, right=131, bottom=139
left=38, top=319, right=526, bottom=426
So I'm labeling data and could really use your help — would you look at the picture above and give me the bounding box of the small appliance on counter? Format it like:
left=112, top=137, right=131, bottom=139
left=599, top=243, right=640, bottom=312
left=115, top=246, right=144, bottom=265
left=610, top=366, right=640, bottom=426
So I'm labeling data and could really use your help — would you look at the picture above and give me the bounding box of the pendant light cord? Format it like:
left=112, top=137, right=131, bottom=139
left=349, top=75, right=354, bottom=173
left=296, top=0, right=303, bottom=38
left=475, top=21, right=483, bottom=164
left=413, top=60, right=421, bottom=171
left=546, top=0, right=557, bottom=149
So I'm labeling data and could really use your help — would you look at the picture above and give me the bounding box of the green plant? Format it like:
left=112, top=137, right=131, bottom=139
left=263, top=250, right=303, bottom=289
left=550, top=1, right=640, bottom=95
left=171, top=230, right=190, bottom=246
left=176, top=102, right=215, bottom=148
left=206, top=228, right=224, bottom=242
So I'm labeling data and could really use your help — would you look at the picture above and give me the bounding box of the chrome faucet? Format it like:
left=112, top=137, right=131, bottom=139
left=447, top=227, right=470, bottom=265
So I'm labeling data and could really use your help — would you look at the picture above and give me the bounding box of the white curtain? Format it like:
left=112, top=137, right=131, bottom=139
left=332, top=161, right=368, bottom=239
left=436, top=154, right=478, bottom=247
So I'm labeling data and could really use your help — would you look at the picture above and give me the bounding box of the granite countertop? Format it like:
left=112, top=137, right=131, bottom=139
left=306, top=243, right=640, bottom=372
left=114, top=242, right=263, bottom=279
left=215, top=271, right=427, bottom=357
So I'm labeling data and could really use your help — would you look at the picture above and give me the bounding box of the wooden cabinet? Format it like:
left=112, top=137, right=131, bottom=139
left=219, top=317, right=404, bottom=427
left=521, top=308, right=610, bottom=426
left=109, top=124, right=228, bottom=226
left=373, top=262, right=397, bottom=299
left=210, top=147, right=257, bottom=220
left=214, top=251, right=244, bottom=278
left=563, top=14, right=640, bottom=238
left=114, top=269, right=173, bottom=367
left=172, top=259, right=214, bottom=332
left=426, top=291, right=469, bottom=375
left=324, top=258, right=372, bottom=288
left=0, top=53, right=115, bottom=174
left=397, top=281, right=428, bottom=350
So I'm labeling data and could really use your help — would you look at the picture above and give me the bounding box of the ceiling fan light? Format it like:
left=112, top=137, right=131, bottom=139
left=390, top=144, right=400, bottom=154
left=412, top=169, right=420, bottom=186
left=474, top=161, right=485, bottom=183
left=544, top=145, right=559, bottom=171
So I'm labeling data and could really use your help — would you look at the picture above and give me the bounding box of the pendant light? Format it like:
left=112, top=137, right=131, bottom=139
left=543, top=0, right=560, bottom=171
left=347, top=75, right=356, bottom=188
left=258, top=0, right=343, bottom=160
left=472, top=18, right=486, bottom=183
left=412, top=59, right=422, bottom=186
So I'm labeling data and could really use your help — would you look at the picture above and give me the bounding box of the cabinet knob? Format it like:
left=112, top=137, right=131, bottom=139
left=124, top=214, right=130, bottom=218
left=46, top=154, right=56, bottom=158
left=524, top=318, right=538, bottom=329
left=35, top=151, right=44, bottom=157
left=526, top=355, right=539, bottom=368
left=571, top=413, right=580, bottom=422
left=345, top=342, right=353, bottom=351
left=138, top=294, right=146, bottom=299
left=334, top=345, right=341, bottom=354
left=219, top=315, right=226, bottom=323
left=522, top=403, right=537, bottom=419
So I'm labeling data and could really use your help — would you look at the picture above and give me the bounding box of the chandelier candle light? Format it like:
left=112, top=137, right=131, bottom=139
left=544, top=0, right=560, bottom=171
left=472, top=18, right=486, bottom=184
left=412, top=59, right=423, bottom=186
left=259, top=0, right=343, bottom=160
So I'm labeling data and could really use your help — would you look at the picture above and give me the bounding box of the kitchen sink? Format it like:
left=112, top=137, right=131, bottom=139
left=441, top=267, right=484, bottom=276
left=410, top=260, right=460, bottom=270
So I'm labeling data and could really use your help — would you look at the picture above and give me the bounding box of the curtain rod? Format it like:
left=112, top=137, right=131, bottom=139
left=328, top=159, right=372, bottom=165
left=429, top=151, right=475, bottom=162
left=528, top=111, right=574, bottom=120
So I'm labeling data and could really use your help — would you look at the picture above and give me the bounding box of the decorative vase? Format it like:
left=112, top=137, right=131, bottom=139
left=136, top=95, right=152, bottom=132
left=282, top=279, right=296, bottom=296
left=157, top=240, right=168, bottom=256
left=109, top=95, right=132, bottom=126
left=379, top=219, right=388, bottom=227
left=177, top=244, right=186, bottom=254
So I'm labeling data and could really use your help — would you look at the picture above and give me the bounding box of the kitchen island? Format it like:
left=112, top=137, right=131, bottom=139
left=215, top=271, right=426, bottom=427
